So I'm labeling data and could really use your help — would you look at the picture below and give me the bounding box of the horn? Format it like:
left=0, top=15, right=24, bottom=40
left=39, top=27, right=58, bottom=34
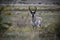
left=29, top=6, right=32, bottom=11
left=34, top=6, right=37, bottom=11
left=29, top=6, right=32, bottom=13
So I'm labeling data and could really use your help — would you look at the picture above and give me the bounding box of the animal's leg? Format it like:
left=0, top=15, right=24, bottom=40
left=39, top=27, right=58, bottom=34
left=39, top=24, right=41, bottom=27
left=33, top=26, right=37, bottom=30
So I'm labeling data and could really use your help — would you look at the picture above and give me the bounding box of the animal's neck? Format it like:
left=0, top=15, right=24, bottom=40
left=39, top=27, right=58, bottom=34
left=32, top=15, right=36, bottom=23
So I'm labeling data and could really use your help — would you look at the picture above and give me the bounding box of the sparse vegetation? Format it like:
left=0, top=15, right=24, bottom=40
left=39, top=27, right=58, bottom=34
left=0, top=6, right=60, bottom=40
left=0, top=6, right=12, bottom=32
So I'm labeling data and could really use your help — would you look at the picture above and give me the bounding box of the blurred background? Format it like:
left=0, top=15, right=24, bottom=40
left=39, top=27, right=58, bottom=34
left=0, top=0, right=60, bottom=40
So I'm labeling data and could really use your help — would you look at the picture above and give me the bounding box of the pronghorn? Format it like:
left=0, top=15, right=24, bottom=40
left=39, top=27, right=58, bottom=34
left=29, top=6, right=37, bottom=29
left=29, top=6, right=42, bottom=29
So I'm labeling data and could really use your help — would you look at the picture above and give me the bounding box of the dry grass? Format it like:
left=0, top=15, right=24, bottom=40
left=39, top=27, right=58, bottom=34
left=7, top=26, right=33, bottom=32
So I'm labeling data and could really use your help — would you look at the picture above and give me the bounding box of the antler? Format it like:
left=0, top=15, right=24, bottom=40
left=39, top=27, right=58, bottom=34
left=29, top=6, right=32, bottom=13
left=34, top=6, right=37, bottom=13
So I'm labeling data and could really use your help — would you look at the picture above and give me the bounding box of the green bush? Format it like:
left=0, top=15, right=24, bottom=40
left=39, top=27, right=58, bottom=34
left=0, top=6, right=12, bottom=32
left=55, top=22, right=60, bottom=40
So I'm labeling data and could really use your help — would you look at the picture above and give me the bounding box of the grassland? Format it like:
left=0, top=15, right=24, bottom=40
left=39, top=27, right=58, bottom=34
left=0, top=6, right=60, bottom=40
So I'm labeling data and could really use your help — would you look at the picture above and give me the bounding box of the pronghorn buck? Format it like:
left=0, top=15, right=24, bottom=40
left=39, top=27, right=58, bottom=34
left=29, top=6, right=43, bottom=29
